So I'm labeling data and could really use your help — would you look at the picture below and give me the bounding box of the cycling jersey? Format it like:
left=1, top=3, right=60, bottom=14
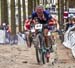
left=32, top=11, right=52, bottom=24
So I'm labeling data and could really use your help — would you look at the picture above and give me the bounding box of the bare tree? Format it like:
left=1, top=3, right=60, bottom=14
left=28, top=0, right=33, bottom=16
left=37, top=0, right=40, bottom=6
left=0, top=0, right=1, bottom=24
left=22, top=0, right=26, bottom=20
left=1, top=0, right=8, bottom=25
left=58, top=0, right=64, bottom=42
left=10, top=0, right=16, bottom=35
left=18, top=0, right=22, bottom=32
left=58, top=0, right=64, bottom=29
left=22, top=0, right=26, bottom=31
left=65, top=0, right=69, bottom=11
left=33, top=0, right=36, bottom=11
left=69, top=0, right=75, bottom=8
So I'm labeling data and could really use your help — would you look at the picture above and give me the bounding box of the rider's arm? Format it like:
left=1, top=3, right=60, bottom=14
left=48, top=13, right=59, bottom=30
left=51, top=18, right=59, bottom=30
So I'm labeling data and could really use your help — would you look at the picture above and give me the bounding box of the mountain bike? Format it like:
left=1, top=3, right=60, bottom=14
left=30, top=23, right=51, bottom=64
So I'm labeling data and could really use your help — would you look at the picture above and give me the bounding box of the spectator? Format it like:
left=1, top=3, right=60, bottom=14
left=66, top=16, right=75, bottom=31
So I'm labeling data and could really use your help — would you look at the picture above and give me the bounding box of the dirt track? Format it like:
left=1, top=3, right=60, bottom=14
left=0, top=41, right=75, bottom=68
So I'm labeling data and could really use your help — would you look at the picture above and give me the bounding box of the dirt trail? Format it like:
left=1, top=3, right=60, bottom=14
left=0, top=42, right=75, bottom=68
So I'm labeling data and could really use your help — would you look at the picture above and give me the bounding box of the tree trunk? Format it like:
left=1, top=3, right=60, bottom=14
left=37, top=0, right=39, bottom=6
left=10, top=0, right=16, bottom=35
left=43, top=0, right=44, bottom=5
left=58, top=0, right=61, bottom=25
left=18, top=0, right=22, bottom=32
left=58, top=0, right=64, bottom=43
left=1, top=0, right=8, bottom=25
left=58, top=0, right=64, bottom=29
left=61, top=0, right=64, bottom=29
left=69, top=0, right=75, bottom=8
left=28, top=0, right=33, bottom=16
left=0, top=0, right=1, bottom=25
left=33, top=0, right=36, bottom=10
left=22, top=0, right=26, bottom=20
left=22, top=0, right=26, bottom=31
left=65, top=0, right=69, bottom=11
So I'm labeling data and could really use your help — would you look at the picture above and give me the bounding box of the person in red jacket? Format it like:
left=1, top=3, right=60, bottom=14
left=24, top=16, right=35, bottom=47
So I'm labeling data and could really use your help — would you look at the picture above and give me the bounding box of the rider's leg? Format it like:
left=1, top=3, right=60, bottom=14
left=43, top=28, right=49, bottom=48
left=44, top=29, right=54, bottom=49
left=25, top=31, right=31, bottom=47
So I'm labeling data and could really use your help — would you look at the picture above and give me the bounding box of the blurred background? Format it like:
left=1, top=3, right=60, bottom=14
left=0, top=0, right=75, bottom=36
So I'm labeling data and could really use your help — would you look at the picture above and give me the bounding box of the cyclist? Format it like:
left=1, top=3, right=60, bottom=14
left=24, top=16, right=35, bottom=47
left=31, top=5, right=59, bottom=47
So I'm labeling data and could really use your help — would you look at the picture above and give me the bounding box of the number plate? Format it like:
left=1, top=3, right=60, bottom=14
left=35, top=24, right=42, bottom=29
